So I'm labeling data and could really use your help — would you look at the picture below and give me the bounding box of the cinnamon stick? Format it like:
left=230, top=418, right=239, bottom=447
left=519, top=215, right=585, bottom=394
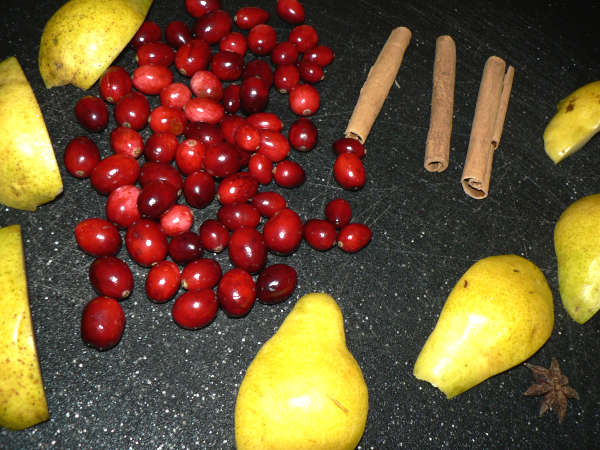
left=344, top=26, right=412, bottom=144
left=461, top=56, right=515, bottom=199
left=424, top=35, right=456, bottom=172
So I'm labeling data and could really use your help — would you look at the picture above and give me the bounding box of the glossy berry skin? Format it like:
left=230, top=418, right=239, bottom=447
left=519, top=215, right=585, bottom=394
left=248, top=153, right=273, bottom=184
left=75, top=96, right=108, bottom=132
left=289, top=84, right=320, bottom=116
left=217, top=268, right=256, bottom=317
left=185, top=0, right=221, bottom=18
left=288, top=24, right=318, bottom=52
left=90, top=154, right=140, bottom=195
left=105, top=185, right=141, bottom=229
left=161, top=83, right=192, bottom=109
left=194, top=9, right=232, bottom=45
left=64, top=136, right=101, bottom=178
left=181, top=258, right=222, bottom=290
left=247, top=24, right=277, bottom=56
left=190, top=70, right=223, bottom=100
left=217, top=172, right=259, bottom=205
left=125, top=219, right=168, bottom=267
left=235, top=122, right=261, bottom=151
left=303, top=45, right=335, bottom=67
left=217, top=203, right=260, bottom=230
left=234, top=6, right=269, bottom=29
left=242, top=59, right=273, bottom=88
left=175, top=39, right=211, bottom=77
left=222, top=84, right=241, bottom=113
left=137, top=180, right=178, bottom=218
left=228, top=227, right=267, bottom=273
left=203, top=142, right=241, bottom=178
left=337, top=223, right=372, bottom=253
left=168, top=231, right=203, bottom=263
left=298, top=60, right=324, bottom=84
left=160, top=204, right=194, bottom=236
left=144, top=132, right=178, bottom=163
left=139, top=162, right=183, bottom=191
left=303, top=218, right=337, bottom=250
left=136, top=42, right=175, bottom=66
left=183, top=170, right=215, bottom=209
left=288, top=117, right=317, bottom=151
left=333, top=153, right=366, bottom=190
left=270, top=41, right=299, bottom=66
left=199, top=219, right=229, bottom=252
left=258, top=131, right=290, bottom=162
left=114, top=91, right=150, bottom=130
left=219, top=32, right=247, bottom=56
left=99, top=66, right=132, bottom=103
left=148, top=106, right=187, bottom=135
left=273, top=160, right=305, bottom=188
left=110, top=126, right=144, bottom=159
left=146, top=260, right=181, bottom=303
left=175, top=139, right=206, bottom=175
left=276, top=0, right=306, bottom=24
left=252, top=191, right=286, bottom=217
left=89, top=256, right=133, bottom=299
left=256, top=263, right=297, bottom=304
left=263, top=208, right=303, bottom=254
left=332, top=137, right=366, bottom=158
left=132, top=64, right=173, bottom=95
left=172, top=288, right=218, bottom=329
left=273, top=64, right=300, bottom=93
left=240, top=76, right=269, bottom=115
left=131, top=21, right=162, bottom=49
left=184, top=97, right=224, bottom=124
left=183, top=122, right=224, bottom=146
left=324, top=198, right=352, bottom=228
left=247, top=112, right=283, bottom=132
left=75, top=218, right=122, bottom=257
left=81, top=297, right=125, bottom=351
left=165, top=20, right=193, bottom=48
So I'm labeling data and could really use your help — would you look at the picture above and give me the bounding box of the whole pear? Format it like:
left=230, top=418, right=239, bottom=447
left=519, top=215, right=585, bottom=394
left=554, top=193, right=600, bottom=323
left=413, top=255, right=553, bottom=399
left=0, top=225, right=49, bottom=430
left=234, top=293, right=368, bottom=450
left=39, top=0, right=153, bottom=90
left=0, top=57, right=62, bottom=211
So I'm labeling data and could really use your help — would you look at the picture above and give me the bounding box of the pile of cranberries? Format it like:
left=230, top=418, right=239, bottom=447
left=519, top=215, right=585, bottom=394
left=66, top=0, right=372, bottom=351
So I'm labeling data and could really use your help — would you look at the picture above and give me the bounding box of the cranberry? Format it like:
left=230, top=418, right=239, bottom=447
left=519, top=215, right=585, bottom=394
left=64, top=136, right=101, bottom=178
left=274, top=64, right=300, bottom=93
left=175, top=138, right=206, bottom=175
left=139, top=162, right=183, bottom=191
left=99, top=66, right=132, bottom=104
left=144, top=132, right=178, bottom=163
left=146, top=260, right=181, bottom=303
left=161, top=83, right=193, bottom=109
left=165, top=20, right=193, bottom=48
left=228, top=227, right=267, bottom=273
left=333, top=153, right=366, bottom=190
left=172, top=288, right=218, bottom=329
left=247, top=112, right=283, bottom=132
left=75, top=218, right=122, bottom=257
left=248, top=153, right=273, bottom=184
left=222, top=84, right=241, bottom=113
left=136, top=42, right=175, bottom=66
left=242, top=59, right=273, bottom=88
left=303, top=218, right=337, bottom=250
left=110, top=127, right=143, bottom=159
left=219, top=32, right=247, bottom=56
left=190, top=70, right=223, bottom=100
left=149, top=105, right=188, bottom=135
left=105, top=185, right=141, bottom=229
left=184, top=122, right=224, bottom=146
left=240, top=76, right=269, bottom=115
left=182, top=258, right=221, bottom=290
left=115, top=91, right=150, bottom=130
left=251, top=191, right=287, bottom=217
left=298, top=60, right=324, bottom=83
left=235, top=123, right=261, bottom=151
left=137, top=180, right=178, bottom=218
left=183, top=170, right=215, bottom=208
left=125, top=219, right=168, bottom=266
left=332, top=137, right=366, bottom=158
left=273, top=159, right=305, bottom=188
left=303, top=45, right=335, bottom=67
left=324, top=198, right=352, bottom=228
left=270, top=41, right=299, bottom=66
left=247, top=24, right=277, bottom=56
left=221, top=114, right=246, bottom=144
left=132, top=64, right=173, bottom=95
left=81, top=297, right=125, bottom=351
left=161, top=204, right=194, bottom=236
left=288, top=24, right=318, bottom=52
left=258, top=131, right=290, bottom=162
left=185, top=0, right=220, bottom=18
left=289, top=83, right=320, bottom=116
left=175, top=39, right=211, bottom=77
left=75, top=96, right=108, bottom=132
left=89, top=256, right=133, bottom=299
left=194, top=9, right=232, bottom=45
left=237, top=148, right=251, bottom=167
left=256, top=263, right=297, bottom=304
left=288, top=117, right=317, bottom=151
left=276, top=0, right=306, bottom=25
left=337, top=223, right=372, bottom=253
left=90, top=154, right=140, bottom=195
left=234, top=6, right=269, bottom=29
left=217, top=268, right=256, bottom=317
left=217, top=172, right=259, bottom=204
left=263, top=208, right=303, bottom=254
left=217, top=202, right=261, bottom=230
left=184, top=97, right=224, bottom=124
left=168, top=231, right=203, bottom=263
left=210, top=50, right=244, bottom=81
left=199, top=219, right=229, bottom=252
left=203, top=142, right=241, bottom=178
left=131, top=21, right=161, bottom=49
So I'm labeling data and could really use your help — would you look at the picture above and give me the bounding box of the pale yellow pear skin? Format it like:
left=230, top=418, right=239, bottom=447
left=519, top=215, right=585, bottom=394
left=554, top=194, right=600, bottom=324
left=0, top=57, right=63, bottom=211
left=39, top=0, right=153, bottom=89
left=234, top=293, right=368, bottom=450
left=543, top=80, right=600, bottom=163
left=0, top=225, right=49, bottom=430
left=413, top=255, right=554, bottom=399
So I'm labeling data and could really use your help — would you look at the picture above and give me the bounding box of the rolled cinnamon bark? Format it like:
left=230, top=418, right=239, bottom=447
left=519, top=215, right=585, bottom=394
left=461, top=56, right=515, bottom=199
left=424, top=35, right=456, bottom=172
left=344, top=26, right=412, bottom=143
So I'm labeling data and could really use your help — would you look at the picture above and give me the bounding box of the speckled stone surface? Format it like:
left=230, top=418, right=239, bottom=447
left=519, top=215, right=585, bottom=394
left=1, top=0, right=599, bottom=448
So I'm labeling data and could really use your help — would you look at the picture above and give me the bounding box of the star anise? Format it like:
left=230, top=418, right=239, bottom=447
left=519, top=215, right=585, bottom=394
left=523, top=357, right=579, bottom=423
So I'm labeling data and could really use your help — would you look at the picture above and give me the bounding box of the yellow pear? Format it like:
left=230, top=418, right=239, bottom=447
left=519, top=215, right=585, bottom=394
left=234, top=293, right=368, bottom=450
left=543, top=80, right=600, bottom=163
left=0, top=57, right=62, bottom=211
left=0, top=225, right=49, bottom=430
left=39, top=0, right=153, bottom=90
left=413, top=255, right=554, bottom=399
left=554, top=193, right=600, bottom=324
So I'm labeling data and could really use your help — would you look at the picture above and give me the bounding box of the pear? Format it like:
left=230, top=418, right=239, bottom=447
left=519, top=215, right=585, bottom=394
left=0, top=225, right=49, bottom=430
left=543, top=80, right=600, bottom=163
left=39, top=0, right=153, bottom=90
left=0, top=57, right=63, bottom=211
left=234, top=293, right=368, bottom=450
left=554, top=193, right=600, bottom=324
left=413, top=255, right=554, bottom=399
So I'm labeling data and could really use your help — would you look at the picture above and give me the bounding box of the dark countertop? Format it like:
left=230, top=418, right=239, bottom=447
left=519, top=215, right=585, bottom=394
left=2, top=0, right=599, bottom=448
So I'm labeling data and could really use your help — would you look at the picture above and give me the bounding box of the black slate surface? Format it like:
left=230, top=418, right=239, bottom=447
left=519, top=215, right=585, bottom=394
left=2, top=0, right=600, bottom=448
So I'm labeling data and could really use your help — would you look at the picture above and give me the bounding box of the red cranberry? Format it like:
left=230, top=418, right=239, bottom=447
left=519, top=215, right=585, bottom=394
left=242, top=59, right=273, bottom=88
left=75, top=96, right=108, bottom=132
left=247, top=24, right=277, bottom=56
left=251, top=191, right=287, bottom=217
left=183, top=122, right=224, bottom=146
left=160, top=82, right=192, bottom=109
left=289, top=83, right=320, bottom=116
left=136, top=42, right=175, bottom=66
left=64, top=136, right=101, bottom=178
left=144, top=132, right=178, bottom=163
left=333, top=153, right=366, bottom=190
left=337, top=223, right=372, bottom=253
left=247, top=112, right=283, bottom=132
left=217, top=202, right=261, bottom=230
left=237, top=147, right=251, bottom=167
left=149, top=105, right=187, bottom=135
left=190, top=70, right=223, bottom=100
left=182, top=258, right=221, bottom=290
left=219, top=32, right=247, bottom=56
left=172, top=288, right=218, bottom=329
left=222, top=84, right=241, bottom=113
left=288, top=117, right=317, bottom=151
left=183, top=170, right=215, bottom=208
left=240, top=76, right=269, bottom=115
left=132, top=64, right=173, bottom=95
left=115, top=91, right=150, bottom=130
left=146, top=260, right=181, bottom=303
left=175, top=39, right=211, bottom=77
left=184, top=97, right=224, bottom=124
left=81, top=297, right=125, bottom=351
left=161, top=204, right=194, bottom=236
left=139, top=161, right=183, bottom=191
left=303, top=218, right=337, bottom=250
left=105, top=185, right=141, bottom=229
left=125, top=219, right=168, bottom=266
left=273, top=159, right=305, bottom=188
left=185, top=0, right=220, bottom=18
left=203, top=142, right=241, bottom=178
left=332, top=137, right=366, bottom=158
left=221, top=114, right=246, bottom=144
left=276, top=0, right=306, bottom=25
left=199, top=219, right=229, bottom=252
left=194, top=9, right=232, bottom=45
left=270, top=41, right=299, bottom=66
left=235, top=123, right=261, bottom=151
left=298, top=60, right=324, bottom=84
left=111, top=126, right=144, bottom=158
left=288, top=24, right=318, bottom=52
left=258, top=131, right=290, bottom=162
left=228, top=227, right=267, bottom=273
left=175, top=138, right=206, bottom=175
left=273, top=64, right=300, bottom=93
left=263, top=208, right=303, bottom=254
left=303, top=45, right=335, bottom=66
left=99, top=66, right=132, bottom=104
left=90, top=154, right=140, bottom=195
left=210, top=50, right=244, bottom=81
left=137, top=180, right=178, bottom=218
left=217, top=172, right=259, bottom=204
left=131, top=21, right=161, bottom=49
left=248, top=153, right=273, bottom=184
left=256, top=263, right=297, bottom=304
left=75, top=218, right=122, bottom=257
left=217, top=268, right=256, bottom=317
left=165, top=20, right=193, bottom=48
left=324, top=198, right=352, bottom=228
left=89, top=256, right=133, bottom=299
left=234, top=6, right=269, bottom=29
left=168, top=231, right=203, bottom=263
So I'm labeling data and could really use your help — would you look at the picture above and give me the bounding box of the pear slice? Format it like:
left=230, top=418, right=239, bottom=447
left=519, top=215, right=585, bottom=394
left=543, top=80, right=600, bottom=163
left=39, top=0, right=153, bottom=90
left=0, top=57, right=63, bottom=211
left=0, top=225, right=49, bottom=430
